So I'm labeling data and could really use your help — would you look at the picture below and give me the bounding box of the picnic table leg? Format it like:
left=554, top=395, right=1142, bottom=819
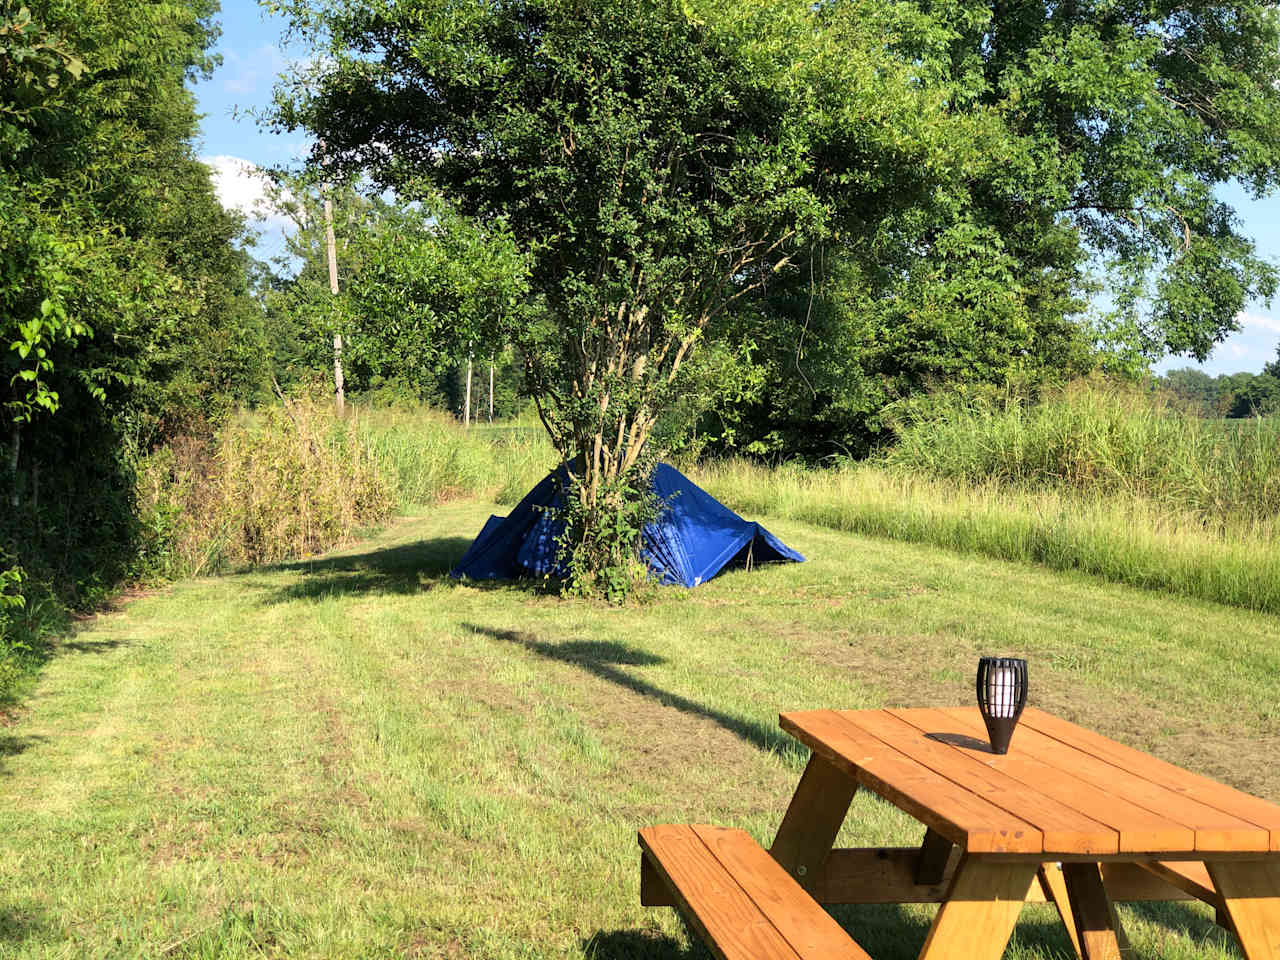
left=916, top=856, right=1038, bottom=960
left=1207, top=859, right=1280, bottom=960
left=1038, top=863, right=1084, bottom=959
left=769, top=752, right=857, bottom=894
left=1060, top=862, right=1134, bottom=960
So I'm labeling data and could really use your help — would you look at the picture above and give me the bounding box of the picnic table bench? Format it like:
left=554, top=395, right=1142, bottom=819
left=641, top=706, right=1280, bottom=960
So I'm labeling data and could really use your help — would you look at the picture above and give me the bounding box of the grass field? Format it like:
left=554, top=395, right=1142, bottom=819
left=1, top=498, right=1276, bottom=958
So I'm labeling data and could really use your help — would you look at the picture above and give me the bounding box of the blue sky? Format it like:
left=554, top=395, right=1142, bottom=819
left=192, top=0, right=1280, bottom=377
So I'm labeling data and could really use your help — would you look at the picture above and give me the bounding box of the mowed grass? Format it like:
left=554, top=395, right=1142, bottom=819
left=1, top=502, right=1275, bottom=958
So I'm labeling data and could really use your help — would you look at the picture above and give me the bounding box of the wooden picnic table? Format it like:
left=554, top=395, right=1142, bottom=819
left=641, top=706, right=1280, bottom=960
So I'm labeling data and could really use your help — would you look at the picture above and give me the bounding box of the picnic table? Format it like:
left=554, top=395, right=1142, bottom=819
left=640, top=706, right=1280, bottom=960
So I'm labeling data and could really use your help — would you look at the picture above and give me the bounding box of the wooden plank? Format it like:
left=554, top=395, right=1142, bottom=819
left=1062, top=862, right=1134, bottom=960
left=692, top=825, right=872, bottom=960
left=639, top=825, right=802, bottom=960
left=1208, top=859, right=1280, bottom=959
left=811, top=847, right=966, bottom=904
left=1102, top=862, right=1205, bottom=902
left=780, top=710, right=1042, bottom=854
left=1017, top=708, right=1280, bottom=851
left=915, top=708, right=1194, bottom=854
left=769, top=752, right=857, bottom=892
left=1039, top=863, right=1084, bottom=959
left=931, top=708, right=1267, bottom=853
left=854, top=709, right=1118, bottom=854
left=1136, top=861, right=1219, bottom=905
left=915, top=827, right=955, bottom=885
left=807, top=850, right=1202, bottom=905
left=917, top=855, right=1039, bottom=960
left=641, top=852, right=673, bottom=906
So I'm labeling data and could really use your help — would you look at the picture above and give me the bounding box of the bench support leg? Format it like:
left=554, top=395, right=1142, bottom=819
left=769, top=753, right=857, bottom=894
left=914, top=828, right=954, bottom=885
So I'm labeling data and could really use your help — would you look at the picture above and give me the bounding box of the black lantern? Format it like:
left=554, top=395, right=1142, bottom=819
left=976, top=657, right=1027, bottom=754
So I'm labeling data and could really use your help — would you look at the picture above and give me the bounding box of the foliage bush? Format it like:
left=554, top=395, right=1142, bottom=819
left=0, top=556, right=66, bottom=704
left=556, top=465, right=660, bottom=604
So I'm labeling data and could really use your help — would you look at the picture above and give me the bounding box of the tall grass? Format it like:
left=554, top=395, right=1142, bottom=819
left=351, top=405, right=553, bottom=509
left=885, top=380, right=1280, bottom=528
left=135, top=398, right=557, bottom=580
left=694, top=459, right=1280, bottom=616
left=137, top=395, right=397, bottom=577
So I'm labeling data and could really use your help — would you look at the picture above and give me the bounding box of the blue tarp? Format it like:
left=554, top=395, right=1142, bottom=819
left=450, top=463, right=804, bottom=587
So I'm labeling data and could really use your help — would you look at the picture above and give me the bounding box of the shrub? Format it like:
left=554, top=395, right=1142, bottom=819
left=138, top=393, right=397, bottom=576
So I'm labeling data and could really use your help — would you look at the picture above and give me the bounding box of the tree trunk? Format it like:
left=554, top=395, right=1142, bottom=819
left=323, top=190, right=345, bottom=415
left=488, top=359, right=494, bottom=423
left=8, top=422, right=18, bottom=509
left=464, top=348, right=473, bottom=428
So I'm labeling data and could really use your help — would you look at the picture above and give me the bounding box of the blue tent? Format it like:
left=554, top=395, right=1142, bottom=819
left=450, top=463, right=804, bottom=587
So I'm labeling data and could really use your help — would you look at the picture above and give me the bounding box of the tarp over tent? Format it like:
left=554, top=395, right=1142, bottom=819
left=450, top=463, right=804, bottom=587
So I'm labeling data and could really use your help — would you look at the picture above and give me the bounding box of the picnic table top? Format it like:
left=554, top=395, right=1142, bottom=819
left=780, top=706, right=1280, bottom=857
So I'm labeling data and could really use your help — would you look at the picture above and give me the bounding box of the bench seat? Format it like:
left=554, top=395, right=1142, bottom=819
left=639, top=824, right=872, bottom=960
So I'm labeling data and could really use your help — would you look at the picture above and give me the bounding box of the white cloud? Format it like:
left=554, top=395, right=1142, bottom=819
left=202, top=155, right=293, bottom=230
left=1236, top=309, right=1280, bottom=334
left=221, top=45, right=288, bottom=96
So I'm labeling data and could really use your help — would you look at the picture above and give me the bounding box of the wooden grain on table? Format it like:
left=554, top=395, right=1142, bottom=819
left=936, top=707, right=1267, bottom=853
left=923, top=707, right=1264, bottom=854
left=1019, top=708, right=1280, bottom=852
left=779, top=710, right=1043, bottom=854
left=847, top=709, right=1120, bottom=855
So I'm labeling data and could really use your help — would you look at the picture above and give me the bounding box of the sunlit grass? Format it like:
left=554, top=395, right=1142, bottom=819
left=0, top=500, right=1275, bottom=958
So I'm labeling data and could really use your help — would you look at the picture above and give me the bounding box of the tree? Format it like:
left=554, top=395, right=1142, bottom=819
left=911, top=0, right=1280, bottom=365
left=1266, top=345, right=1280, bottom=382
left=1159, top=367, right=1223, bottom=417
left=1225, top=373, right=1280, bottom=419
left=269, top=0, right=971, bottom=587
left=1, top=0, right=267, bottom=604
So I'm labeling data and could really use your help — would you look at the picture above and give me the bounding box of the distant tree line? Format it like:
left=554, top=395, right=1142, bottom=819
left=1159, top=349, right=1280, bottom=419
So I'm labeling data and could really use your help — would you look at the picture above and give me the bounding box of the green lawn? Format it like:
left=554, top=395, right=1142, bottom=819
left=1, top=500, right=1274, bottom=958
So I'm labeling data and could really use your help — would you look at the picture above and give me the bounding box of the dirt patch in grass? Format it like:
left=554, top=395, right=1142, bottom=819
left=1031, top=677, right=1280, bottom=800
left=800, top=630, right=1280, bottom=801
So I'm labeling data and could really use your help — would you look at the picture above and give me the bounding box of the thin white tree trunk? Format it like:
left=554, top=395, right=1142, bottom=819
left=323, top=190, right=345, bottom=415
left=488, top=359, right=495, bottom=423
left=464, top=348, right=473, bottom=428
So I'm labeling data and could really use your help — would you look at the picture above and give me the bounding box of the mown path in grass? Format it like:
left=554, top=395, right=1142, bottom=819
left=1, top=501, right=1275, bottom=958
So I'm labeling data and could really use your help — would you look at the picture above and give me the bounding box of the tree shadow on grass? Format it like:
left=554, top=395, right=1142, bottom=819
left=55, top=637, right=131, bottom=655
left=0, top=734, right=47, bottom=777
left=0, top=903, right=49, bottom=944
left=582, top=929, right=707, bottom=959
left=466, top=624, right=806, bottom=761
left=259, top=537, right=549, bottom=604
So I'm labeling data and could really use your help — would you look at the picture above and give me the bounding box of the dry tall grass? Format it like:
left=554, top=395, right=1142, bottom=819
left=137, top=395, right=396, bottom=577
